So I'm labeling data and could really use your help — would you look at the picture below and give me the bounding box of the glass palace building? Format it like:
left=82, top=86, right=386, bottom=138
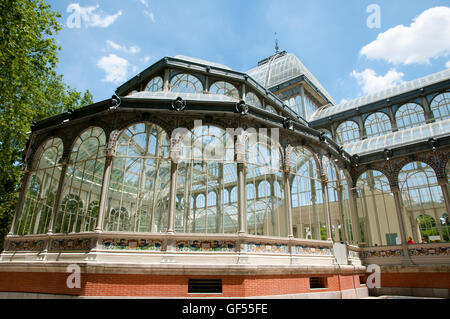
left=0, top=51, right=449, bottom=298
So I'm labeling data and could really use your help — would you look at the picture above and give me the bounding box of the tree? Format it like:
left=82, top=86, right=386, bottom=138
left=0, top=0, right=93, bottom=249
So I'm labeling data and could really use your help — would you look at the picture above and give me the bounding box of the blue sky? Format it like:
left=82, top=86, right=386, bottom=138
left=47, top=0, right=450, bottom=105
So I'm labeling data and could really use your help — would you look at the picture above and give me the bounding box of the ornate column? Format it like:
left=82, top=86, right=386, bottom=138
left=163, top=69, right=170, bottom=92
left=235, top=131, right=247, bottom=234
left=391, top=185, right=410, bottom=258
left=321, top=177, right=333, bottom=241
left=357, top=115, right=367, bottom=140
left=167, top=134, right=183, bottom=234
left=284, top=146, right=294, bottom=238
left=421, top=96, right=434, bottom=123
left=47, top=157, right=69, bottom=234
left=95, top=130, right=120, bottom=232
left=167, top=162, right=178, bottom=234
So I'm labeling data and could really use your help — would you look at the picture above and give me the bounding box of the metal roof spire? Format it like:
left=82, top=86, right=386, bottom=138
left=275, top=32, right=279, bottom=53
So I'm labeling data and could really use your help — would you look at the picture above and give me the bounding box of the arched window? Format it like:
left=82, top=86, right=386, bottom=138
left=430, top=92, right=450, bottom=122
left=54, top=127, right=106, bottom=233
left=176, top=125, right=238, bottom=234
left=355, top=170, right=399, bottom=246
left=290, top=147, right=325, bottom=240
left=15, top=138, right=63, bottom=235
left=145, top=76, right=163, bottom=92
left=246, top=134, right=287, bottom=237
left=209, top=81, right=239, bottom=99
left=104, top=123, right=171, bottom=233
left=399, top=162, right=447, bottom=243
left=245, top=92, right=262, bottom=108
left=395, top=103, right=426, bottom=130
left=170, top=73, right=203, bottom=93
left=365, top=112, right=392, bottom=138
left=336, top=121, right=360, bottom=145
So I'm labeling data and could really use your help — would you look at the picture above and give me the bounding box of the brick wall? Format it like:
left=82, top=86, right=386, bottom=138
left=0, top=272, right=364, bottom=297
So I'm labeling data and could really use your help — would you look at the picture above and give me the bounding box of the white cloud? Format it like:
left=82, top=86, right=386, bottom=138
left=351, top=68, right=404, bottom=95
left=446, top=60, right=450, bottom=68
left=140, top=0, right=149, bottom=8
left=97, top=54, right=130, bottom=84
left=361, top=6, right=450, bottom=65
left=144, top=10, right=156, bottom=23
left=142, top=56, right=152, bottom=63
left=107, top=40, right=141, bottom=54
left=66, top=3, right=122, bottom=28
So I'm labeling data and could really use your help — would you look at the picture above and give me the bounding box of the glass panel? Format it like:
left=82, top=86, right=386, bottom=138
left=54, top=127, right=106, bottom=233
left=209, top=81, right=239, bottom=99
left=396, top=103, right=426, bottom=131
left=246, top=135, right=287, bottom=237
left=175, top=125, right=238, bottom=234
left=430, top=92, right=450, bottom=122
left=170, top=73, right=203, bottom=94
left=365, top=112, right=392, bottom=138
left=354, top=170, right=400, bottom=246
left=15, top=138, right=63, bottom=235
left=336, top=121, right=360, bottom=145
left=399, top=162, right=448, bottom=243
left=245, top=92, right=262, bottom=108
left=290, top=147, right=326, bottom=240
left=104, top=123, right=171, bottom=233
left=145, top=76, right=163, bottom=92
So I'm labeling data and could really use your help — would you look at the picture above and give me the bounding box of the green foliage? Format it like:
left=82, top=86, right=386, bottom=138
left=0, top=0, right=93, bottom=249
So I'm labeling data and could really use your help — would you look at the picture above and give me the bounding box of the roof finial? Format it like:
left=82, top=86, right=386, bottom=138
left=275, top=32, right=279, bottom=53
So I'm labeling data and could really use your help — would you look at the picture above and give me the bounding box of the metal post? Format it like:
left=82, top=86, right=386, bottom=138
left=95, top=156, right=113, bottom=232
left=237, top=163, right=246, bottom=234
left=167, top=161, right=178, bottom=234
left=284, top=172, right=294, bottom=238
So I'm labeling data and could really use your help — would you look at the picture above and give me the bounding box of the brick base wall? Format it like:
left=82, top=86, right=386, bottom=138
left=0, top=272, right=365, bottom=297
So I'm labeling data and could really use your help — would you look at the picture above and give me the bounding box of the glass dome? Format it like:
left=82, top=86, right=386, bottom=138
left=247, top=52, right=335, bottom=105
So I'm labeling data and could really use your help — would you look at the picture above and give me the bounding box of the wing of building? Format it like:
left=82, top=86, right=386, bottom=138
left=1, top=52, right=449, bottom=299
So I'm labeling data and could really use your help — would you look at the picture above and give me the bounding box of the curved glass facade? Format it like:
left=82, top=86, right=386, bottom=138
left=104, top=123, right=171, bottom=233
left=15, top=138, right=64, bottom=235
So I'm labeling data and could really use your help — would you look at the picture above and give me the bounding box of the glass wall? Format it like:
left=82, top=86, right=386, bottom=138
left=399, top=162, right=448, bottom=243
left=145, top=76, right=163, bottom=92
left=103, top=122, right=171, bottom=233
left=323, top=157, right=346, bottom=242
left=245, top=92, right=262, bottom=108
left=209, top=81, right=239, bottom=99
left=246, top=134, right=287, bottom=237
left=364, top=112, right=392, bottom=138
left=336, top=121, right=360, bottom=145
left=54, top=127, right=106, bottom=233
left=15, top=138, right=64, bottom=235
left=395, top=103, right=426, bottom=130
left=430, top=92, right=450, bottom=122
left=339, top=170, right=354, bottom=243
left=289, top=147, right=327, bottom=240
left=175, top=125, right=238, bottom=234
left=355, top=170, right=400, bottom=246
left=170, top=73, right=203, bottom=94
